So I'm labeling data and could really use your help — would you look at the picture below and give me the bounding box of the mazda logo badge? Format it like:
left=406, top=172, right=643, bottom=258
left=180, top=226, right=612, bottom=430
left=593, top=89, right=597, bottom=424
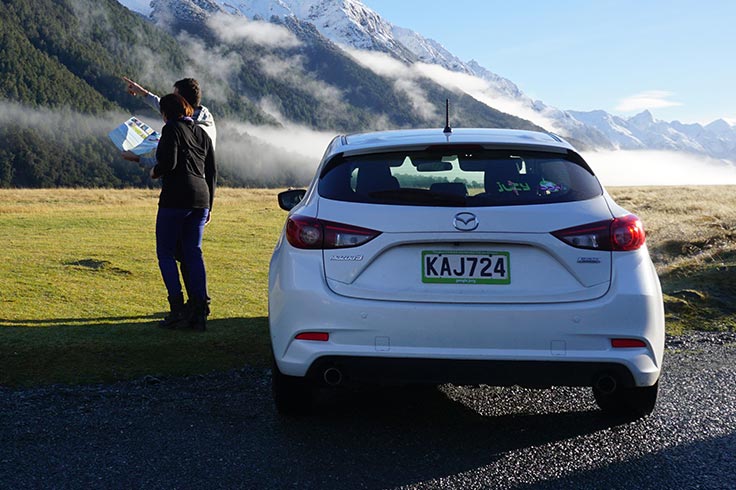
left=453, top=212, right=478, bottom=231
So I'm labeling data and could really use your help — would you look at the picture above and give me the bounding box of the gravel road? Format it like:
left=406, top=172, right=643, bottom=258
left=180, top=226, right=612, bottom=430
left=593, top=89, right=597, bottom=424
left=1, top=332, right=735, bottom=490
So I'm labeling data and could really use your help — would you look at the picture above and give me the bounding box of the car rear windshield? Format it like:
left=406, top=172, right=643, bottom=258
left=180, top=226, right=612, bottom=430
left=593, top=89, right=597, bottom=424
left=318, top=149, right=602, bottom=207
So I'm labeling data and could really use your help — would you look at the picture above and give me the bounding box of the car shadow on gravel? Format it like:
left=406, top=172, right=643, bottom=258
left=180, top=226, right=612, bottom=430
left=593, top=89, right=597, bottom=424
left=263, top=384, right=630, bottom=489
left=4, top=352, right=732, bottom=489
left=511, top=431, right=736, bottom=490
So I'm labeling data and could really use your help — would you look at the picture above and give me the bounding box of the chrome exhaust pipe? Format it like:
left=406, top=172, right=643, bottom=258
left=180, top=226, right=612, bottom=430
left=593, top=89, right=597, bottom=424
left=323, top=367, right=343, bottom=386
left=595, top=374, right=618, bottom=395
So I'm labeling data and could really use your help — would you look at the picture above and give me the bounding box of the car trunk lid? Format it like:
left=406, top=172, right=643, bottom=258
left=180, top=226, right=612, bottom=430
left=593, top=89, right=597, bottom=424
left=319, top=197, right=613, bottom=304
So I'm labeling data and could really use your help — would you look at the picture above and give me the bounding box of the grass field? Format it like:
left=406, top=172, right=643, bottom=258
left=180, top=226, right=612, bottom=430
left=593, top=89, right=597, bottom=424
left=1, top=187, right=735, bottom=386
left=611, top=187, right=736, bottom=334
left=0, top=188, right=282, bottom=386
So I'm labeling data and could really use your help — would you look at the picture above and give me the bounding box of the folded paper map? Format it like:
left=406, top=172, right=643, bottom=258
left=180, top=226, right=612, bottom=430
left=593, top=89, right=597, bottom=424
left=108, top=117, right=160, bottom=155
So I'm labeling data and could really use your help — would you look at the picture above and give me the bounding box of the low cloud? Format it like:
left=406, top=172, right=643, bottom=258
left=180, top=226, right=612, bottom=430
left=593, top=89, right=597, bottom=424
left=343, top=47, right=560, bottom=131
left=582, top=150, right=736, bottom=186
left=171, top=36, right=246, bottom=104
left=344, top=48, right=412, bottom=79
left=0, top=101, right=135, bottom=140
left=145, top=10, right=300, bottom=108
left=413, top=63, right=561, bottom=131
left=257, top=55, right=345, bottom=111
left=0, top=100, right=326, bottom=187
left=225, top=121, right=334, bottom=163
left=6, top=101, right=736, bottom=188
left=207, top=12, right=301, bottom=49
left=393, top=78, right=437, bottom=121
left=615, top=91, right=682, bottom=113
left=343, top=48, right=437, bottom=121
left=258, top=55, right=298, bottom=79
left=217, top=118, right=335, bottom=186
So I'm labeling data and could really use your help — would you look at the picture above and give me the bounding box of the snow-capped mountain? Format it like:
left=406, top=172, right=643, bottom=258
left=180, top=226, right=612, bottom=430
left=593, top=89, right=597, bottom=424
left=568, top=109, right=736, bottom=159
left=122, top=0, right=735, bottom=161
left=567, top=110, right=645, bottom=149
left=143, top=0, right=608, bottom=145
left=227, top=0, right=417, bottom=60
left=214, top=1, right=529, bottom=97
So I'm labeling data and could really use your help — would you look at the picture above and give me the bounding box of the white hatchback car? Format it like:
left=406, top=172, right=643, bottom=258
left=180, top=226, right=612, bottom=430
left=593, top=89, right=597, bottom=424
left=269, top=128, right=664, bottom=418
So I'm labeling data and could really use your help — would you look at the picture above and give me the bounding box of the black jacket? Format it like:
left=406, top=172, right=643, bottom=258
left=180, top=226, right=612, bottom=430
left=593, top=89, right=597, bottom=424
left=154, top=119, right=216, bottom=210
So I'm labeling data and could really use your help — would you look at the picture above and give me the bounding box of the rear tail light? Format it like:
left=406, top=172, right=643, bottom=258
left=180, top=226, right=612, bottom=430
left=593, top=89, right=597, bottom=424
left=286, top=216, right=380, bottom=249
left=552, top=214, right=645, bottom=251
left=611, top=338, right=647, bottom=348
left=295, top=332, right=330, bottom=341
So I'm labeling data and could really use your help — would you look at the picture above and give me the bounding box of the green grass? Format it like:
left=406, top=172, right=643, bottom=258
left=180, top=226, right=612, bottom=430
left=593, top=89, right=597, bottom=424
left=0, top=188, right=282, bottom=386
left=1, top=186, right=735, bottom=387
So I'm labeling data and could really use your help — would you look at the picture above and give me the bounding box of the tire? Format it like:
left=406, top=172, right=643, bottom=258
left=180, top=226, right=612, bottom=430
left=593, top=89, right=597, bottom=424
left=593, top=381, right=659, bottom=420
left=272, top=359, right=313, bottom=416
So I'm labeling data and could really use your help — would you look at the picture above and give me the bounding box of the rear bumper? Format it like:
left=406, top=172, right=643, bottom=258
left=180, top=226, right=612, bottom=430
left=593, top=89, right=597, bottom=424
left=269, top=244, right=665, bottom=388
left=306, top=356, right=637, bottom=388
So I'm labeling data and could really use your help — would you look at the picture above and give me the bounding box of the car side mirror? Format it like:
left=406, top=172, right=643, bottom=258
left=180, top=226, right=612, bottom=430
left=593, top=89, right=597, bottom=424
left=278, top=189, right=306, bottom=211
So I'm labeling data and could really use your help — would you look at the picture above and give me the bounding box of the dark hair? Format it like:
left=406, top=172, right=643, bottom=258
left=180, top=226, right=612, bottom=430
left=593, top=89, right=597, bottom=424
left=159, top=93, right=194, bottom=121
left=173, top=78, right=201, bottom=108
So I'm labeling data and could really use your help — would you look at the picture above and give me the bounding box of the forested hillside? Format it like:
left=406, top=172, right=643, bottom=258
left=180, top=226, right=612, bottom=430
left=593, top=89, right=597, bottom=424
left=0, top=0, right=540, bottom=188
left=0, top=0, right=172, bottom=187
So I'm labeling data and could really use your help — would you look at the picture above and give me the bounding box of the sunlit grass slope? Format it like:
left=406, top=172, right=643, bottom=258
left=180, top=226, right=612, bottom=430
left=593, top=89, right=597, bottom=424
left=1, top=186, right=735, bottom=386
left=611, top=186, right=736, bottom=334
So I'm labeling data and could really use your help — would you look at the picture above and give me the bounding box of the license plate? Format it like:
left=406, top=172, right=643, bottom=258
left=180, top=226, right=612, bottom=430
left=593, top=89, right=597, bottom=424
left=422, top=250, right=510, bottom=284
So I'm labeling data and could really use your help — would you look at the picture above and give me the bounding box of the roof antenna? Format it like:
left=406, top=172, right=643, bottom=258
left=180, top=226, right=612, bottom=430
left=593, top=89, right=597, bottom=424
left=443, top=98, right=452, bottom=134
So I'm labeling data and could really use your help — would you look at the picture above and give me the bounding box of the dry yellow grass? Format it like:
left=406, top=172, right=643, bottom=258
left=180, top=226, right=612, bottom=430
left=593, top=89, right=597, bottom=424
left=608, top=186, right=736, bottom=274
left=609, top=186, right=736, bottom=333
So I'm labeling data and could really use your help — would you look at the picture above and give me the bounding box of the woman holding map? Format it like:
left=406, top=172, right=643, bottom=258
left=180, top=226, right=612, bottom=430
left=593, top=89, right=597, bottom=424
left=121, top=76, right=216, bottom=319
left=151, top=93, right=216, bottom=331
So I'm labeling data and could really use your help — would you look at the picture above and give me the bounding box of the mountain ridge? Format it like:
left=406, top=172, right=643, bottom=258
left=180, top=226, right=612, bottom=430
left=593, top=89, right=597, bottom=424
left=132, top=0, right=735, bottom=162
left=0, top=0, right=546, bottom=188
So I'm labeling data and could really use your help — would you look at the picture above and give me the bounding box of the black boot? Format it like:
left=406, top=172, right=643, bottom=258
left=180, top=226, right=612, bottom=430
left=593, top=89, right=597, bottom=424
left=158, top=294, right=189, bottom=329
left=188, top=299, right=208, bottom=332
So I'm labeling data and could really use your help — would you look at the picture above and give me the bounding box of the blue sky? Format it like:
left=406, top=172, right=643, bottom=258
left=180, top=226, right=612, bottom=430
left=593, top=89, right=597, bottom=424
left=363, top=0, right=736, bottom=125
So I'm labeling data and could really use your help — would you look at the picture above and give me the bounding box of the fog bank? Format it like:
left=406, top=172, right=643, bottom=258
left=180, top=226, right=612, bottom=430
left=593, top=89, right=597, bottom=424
left=0, top=101, right=138, bottom=140
left=213, top=118, right=336, bottom=186
left=583, top=150, right=736, bottom=186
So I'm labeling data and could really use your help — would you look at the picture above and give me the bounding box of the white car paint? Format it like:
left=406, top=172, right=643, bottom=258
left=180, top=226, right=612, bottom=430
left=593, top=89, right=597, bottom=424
left=268, top=128, right=665, bottom=415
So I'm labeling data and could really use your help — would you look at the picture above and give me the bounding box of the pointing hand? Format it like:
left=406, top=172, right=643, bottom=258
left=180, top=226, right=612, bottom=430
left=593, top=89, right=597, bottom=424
left=122, top=76, right=149, bottom=97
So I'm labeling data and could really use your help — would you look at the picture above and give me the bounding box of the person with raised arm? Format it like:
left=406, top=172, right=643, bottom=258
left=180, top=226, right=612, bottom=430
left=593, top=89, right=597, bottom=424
left=121, top=77, right=217, bottom=163
left=122, top=77, right=216, bottom=320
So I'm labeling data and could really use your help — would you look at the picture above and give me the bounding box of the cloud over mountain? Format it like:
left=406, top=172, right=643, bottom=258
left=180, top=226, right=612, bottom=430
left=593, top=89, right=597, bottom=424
left=207, top=12, right=301, bottom=48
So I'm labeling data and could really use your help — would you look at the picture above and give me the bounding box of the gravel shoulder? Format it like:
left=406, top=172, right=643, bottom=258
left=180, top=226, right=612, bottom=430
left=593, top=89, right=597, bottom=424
left=1, top=333, right=735, bottom=489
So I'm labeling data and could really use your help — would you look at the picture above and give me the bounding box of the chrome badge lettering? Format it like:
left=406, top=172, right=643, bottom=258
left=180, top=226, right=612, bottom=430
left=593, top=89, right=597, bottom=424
left=577, top=257, right=601, bottom=264
left=330, top=255, right=364, bottom=262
